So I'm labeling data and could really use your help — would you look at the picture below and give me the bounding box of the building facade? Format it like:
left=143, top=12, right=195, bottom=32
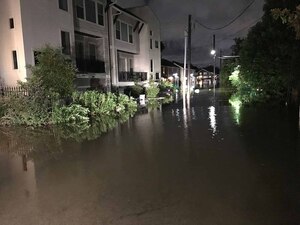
left=0, top=0, right=161, bottom=89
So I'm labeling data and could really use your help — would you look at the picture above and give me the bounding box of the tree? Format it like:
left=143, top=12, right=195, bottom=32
left=28, top=45, right=76, bottom=97
left=237, top=0, right=300, bottom=103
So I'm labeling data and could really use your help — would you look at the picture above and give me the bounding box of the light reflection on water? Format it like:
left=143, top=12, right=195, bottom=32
left=208, top=106, right=217, bottom=136
left=0, top=90, right=300, bottom=225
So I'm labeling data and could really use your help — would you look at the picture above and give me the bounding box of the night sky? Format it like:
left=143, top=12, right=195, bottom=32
left=118, top=0, right=265, bottom=67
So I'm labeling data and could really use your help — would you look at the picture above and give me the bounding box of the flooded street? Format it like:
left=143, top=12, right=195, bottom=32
left=0, top=90, right=299, bottom=225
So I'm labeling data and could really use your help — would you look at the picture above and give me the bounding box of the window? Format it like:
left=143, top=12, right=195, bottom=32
left=85, top=0, right=96, bottom=23
left=59, top=0, right=68, bottom=11
left=76, top=42, right=84, bottom=59
left=129, top=26, right=133, bottom=43
left=150, top=39, right=152, bottom=49
left=89, top=44, right=96, bottom=61
left=150, top=30, right=152, bottom=36
left=12, top=51, right=18, bottom=69
left=9, top=18, right=14, bottom=29
left=116, top=20, right=133, bottom=43
left=76, top=0, right=84, bottom=19
left=116, top=21, right=121, bottom=40
left=97, top=3, right=104, bottom=25
left=33, top=51, right=41, bottom=65
left=121, top=22, right=128, bottom=42
left=155, top=40, right=159, bottom=48
left=150, top=59, right=153, bottom=72
left=61, top=31, right=70, bottom=55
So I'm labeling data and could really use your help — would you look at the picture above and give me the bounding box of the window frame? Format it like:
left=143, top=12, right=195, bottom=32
left=58, top=0, right=68, bottom=11
left=76, top=0, right=104, bottom=26
left=9, top=18, right=14, bottom=29
left=12, top=51, right=18, bottom=69
left=115, top=20, right=134, bottom=44
left=61, top=31, right=71, bottom=55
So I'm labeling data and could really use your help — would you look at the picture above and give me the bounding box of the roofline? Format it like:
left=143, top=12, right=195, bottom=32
left=112, top=5, right=145, bottom=23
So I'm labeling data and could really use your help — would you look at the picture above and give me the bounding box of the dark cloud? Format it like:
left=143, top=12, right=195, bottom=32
left=117, top=0, right=265, bottom=66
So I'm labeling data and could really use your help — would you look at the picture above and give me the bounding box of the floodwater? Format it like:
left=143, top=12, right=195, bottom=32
left=0, top=90, right=299, bottom=225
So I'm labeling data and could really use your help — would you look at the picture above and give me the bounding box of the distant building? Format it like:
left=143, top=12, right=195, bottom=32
left=0, top=0, right=161, bottom=89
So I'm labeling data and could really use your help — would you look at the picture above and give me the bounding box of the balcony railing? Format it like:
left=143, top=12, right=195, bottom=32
left=76, top=58, right=105, bottom=73
left=118, top=71, right=147, bottom=82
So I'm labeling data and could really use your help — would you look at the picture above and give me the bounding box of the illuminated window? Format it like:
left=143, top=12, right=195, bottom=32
left=9, top=18, right=14, bottom=29
left=12, top=51, right=18, bottom=69
left=76, top=0, right=84, bottom=19
left=59, top=0, right=68, bottom=11
left=61, top=31, right=70, bottom=55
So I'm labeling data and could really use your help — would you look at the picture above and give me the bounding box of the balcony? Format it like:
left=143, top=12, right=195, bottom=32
left=76, top=58, right=105, bottom=73
left=118, top=71, right=147, bottom=82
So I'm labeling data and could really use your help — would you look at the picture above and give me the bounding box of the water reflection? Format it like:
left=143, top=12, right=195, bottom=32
left=208, top=106, right=217, bottom=136
left=229, top=96, right=242, bottom=125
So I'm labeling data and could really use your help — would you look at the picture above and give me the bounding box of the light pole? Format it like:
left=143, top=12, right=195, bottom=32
left=210, top=35, right=216, bottom=93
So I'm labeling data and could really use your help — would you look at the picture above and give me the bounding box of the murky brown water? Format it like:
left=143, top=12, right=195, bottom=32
left=0, top=90, right=299, bottom=225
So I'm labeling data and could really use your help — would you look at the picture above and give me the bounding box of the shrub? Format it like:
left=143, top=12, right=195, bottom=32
left=146, top=81, right=159, bottom=98
left=124, top=84, right=145, bottom=98
left=28, top=45, right=76, bottom=97
left=52, top=104, right=90, bottom=125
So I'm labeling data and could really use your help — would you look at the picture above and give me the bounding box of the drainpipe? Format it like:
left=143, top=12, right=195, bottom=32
left=106, top=0, right=117, bottom=92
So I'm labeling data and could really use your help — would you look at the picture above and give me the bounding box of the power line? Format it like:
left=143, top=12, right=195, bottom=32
left=194, top=0, right=256, bottom=31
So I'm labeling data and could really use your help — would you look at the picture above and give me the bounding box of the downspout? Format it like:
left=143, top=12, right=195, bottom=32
left=105, top=0, right=117, bottom=92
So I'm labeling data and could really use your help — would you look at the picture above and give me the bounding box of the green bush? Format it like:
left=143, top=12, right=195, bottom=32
left=146, top=81, right=159, bottom=98
left=28, top=45, right=76, bottom=97
left=52, top=104, right=90, bottom=125
left=124, top=84, right=145, bottom=98
left=72, top=91, right=117, bottom=117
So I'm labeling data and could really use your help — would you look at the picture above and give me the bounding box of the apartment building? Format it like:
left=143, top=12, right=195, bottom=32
left=0, top=0, right=161, bottom=89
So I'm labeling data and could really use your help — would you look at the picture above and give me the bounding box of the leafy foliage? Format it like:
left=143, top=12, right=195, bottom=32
left=52, top=104, right=90, bottom=125
left=230, top=0, right=300, bottom=104
left=146, top=81, right=160, bottom=98
left=123, top=83, right=145, bottom=98
left=28, top=45, right=76, bottom=97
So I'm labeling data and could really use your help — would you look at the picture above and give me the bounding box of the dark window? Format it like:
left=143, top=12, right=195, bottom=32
left=59, top=0, right=68, bottom=11
left=34, top=51, right=41, bottom=65
left=97, top=3, right=104, bottom=25
left=129, top=26, right=133, bottom=43
left=150, top=39, right=152, bottom=49
left=116, top=21, right=121, bottom=40
left=12, top=51, right=18, bottom=69
left=61, top=31, right=71, bottom=55
left=75, top=42, right=84, bottom=59
left=85, top=0, right=96, bottom=23
left=150, top=30, right=152, bottom=36
left=121, top=22, right=128, bottom=42
left=89, top=44, right=96, bottom=61
left=150, top=59, right=153, bottom=72
left=155, top=40, right=159, bottom=48
left=76, top=0, right=84, bottom=19
left=9, top=18, right=14, bottom=29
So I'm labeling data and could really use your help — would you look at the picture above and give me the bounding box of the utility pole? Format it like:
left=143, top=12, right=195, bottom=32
left=212, top=34, right=216, bottom=93
left=187, top=14, right=192, bottom=95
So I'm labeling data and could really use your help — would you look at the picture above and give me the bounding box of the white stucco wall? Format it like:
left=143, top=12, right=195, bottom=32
left=129, top=6, right=161, bottom=79
left=0, top=0, right=26, bottom=86
left=20, top=0, right=75, bottom=70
